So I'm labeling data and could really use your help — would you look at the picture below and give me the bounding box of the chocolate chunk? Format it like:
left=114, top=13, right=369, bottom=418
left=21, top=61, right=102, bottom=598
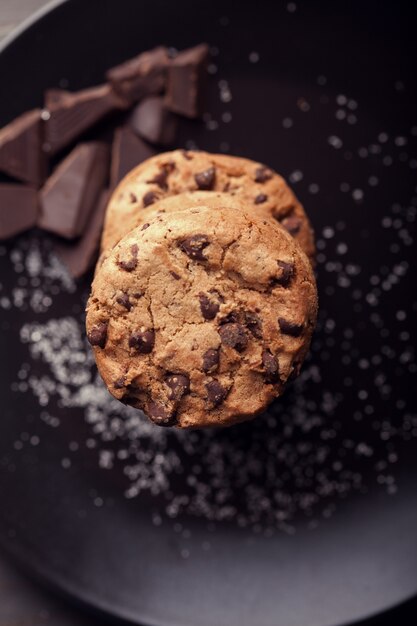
left=165, top=373, right=190, bottom=401
left=87, top=322, right=108, bottom=348
left=107, top=46, right=170, bottom=102
left=262, top=349, right=279, bottom=383
left=199, top=293, right=220, bottom=320
left=274, top=261, right=294, bottom=287
left=0, top=109, right=45, bottom=186
left=278, top=318, right=304, bottom=337
left=54, top=189, right=109, bottom=278
left=165, top=44, right=209, bottom=118
left=117, top=244, right=138, bottom=271
left=0, top=184, right=38, bottom=240
left=206, top=380, right=228, bottom=406
left=128, top=329, right=155, bottom=353
left=146, top=400, right=177, bottom=427
left=146, top=163, right=174, bottom=190
left=38, top=142, right=109, bottom=239
left=281, top=215, right=302, bottom=235
left=113, top=376, right=126, bottom=389
left=129, top=97, right=177, bottom=145
left=254, top=193, right=268, bottom=204
left=179, top=234, right=210, bottom=261
left=218, top=323, right=248, bottom=352
left=170, top=270, right=181, bottom=280
left=194, top=167, right=215, bottom=190
left=110, top=126, right=155, bottom=188
left=116, top=292, right=132, bottom=310
left=220, top=310, right=240, bottom=325
left=202, top=348, right=220, bottom=373
left=44, top=84, right=127, bottom=156
left=254, top=166, right=273, bottom=183
left=244, top=311, right=263, bottom=339
left=141, top=223, right=150, bottom=230
left=143, top=190, right=157, bottom=207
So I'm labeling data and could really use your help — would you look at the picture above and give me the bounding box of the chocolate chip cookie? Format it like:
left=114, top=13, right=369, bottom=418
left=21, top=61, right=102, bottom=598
left=100, top=150, right=315, bottom=263
left=87, top=205, right=318, bottom=428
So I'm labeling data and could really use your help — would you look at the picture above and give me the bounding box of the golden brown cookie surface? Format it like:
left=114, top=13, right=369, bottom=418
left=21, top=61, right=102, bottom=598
left=88, top=205, right=317, bottom=428
left=101, top=150, right=315, bottom=263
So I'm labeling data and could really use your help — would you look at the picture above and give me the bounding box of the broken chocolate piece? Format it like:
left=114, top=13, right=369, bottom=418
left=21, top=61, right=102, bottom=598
left=107, top=46, right=170, bottom=102
left=54, top=189, right=109, bottom=278
left=0, top=109, right=45, bottom=186
left=38, top=142, right=109, bottom=239
left=179, top=234, right=210, bottom=261
left=129, top=97, right=177, bottom=145
left=278, top=318, right=304, bottom=337
left=87, top=322, right=108, bottom=348
left=44, top=84, right=127, bottom=156
left=274, top=261, right=294, bottom=287
left=206, top=379, right=228, bottom=406
left=199, top=293, right=220, bottom=320
left=254, top=166, right=273, bottom=183
left=165, top=374, right=190, bottom=401
left=194, top=167, right=215, bottom=190
left=117, top=244, right=139, bottom=271
left=110, top=126, right=156, bottom=188
left=129, top=329, right=155, bottom=353
left=262, top=349, right=279, bottom=383
left=0, top=184, right=38, bottom=239
left=147, top=400, right=177, bottom=426
left=202, top=348, right=220, bottom=373
left=218, top=323, right=248, bottom=352
left=165, top=43, right=209, bottom=118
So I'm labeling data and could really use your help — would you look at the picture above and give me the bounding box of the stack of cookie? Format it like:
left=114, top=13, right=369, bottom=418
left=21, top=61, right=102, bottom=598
left=86, top=150, right=318, bottom=428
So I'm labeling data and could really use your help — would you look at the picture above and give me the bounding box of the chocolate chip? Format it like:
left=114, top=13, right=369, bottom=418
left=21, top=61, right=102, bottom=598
left=116, top=292, right=132, bottom=310
left=274, top=261, right=294, bottom=287
left=179, top=234, right=210, bottom=261
left=165, top=373, right=190, bottom=401
left=129, top=192, right=137, bottom=203
left=199, top=293, right=220, bottom=320
left=262, top=349, right=279, bottom=383
left=254, top=193, right=268, bottom=204
left=254, top=166, right=273, bottom=183
left=147, top=400, right=177, bottom=426
left=113, top=376, right=126, bottom=389
left=281, top=215, right=302, bottom=235
left=218, top=323, right=248, bottom=352
left=220, top=310, right=240, bottom=325
left=117, top=244, right=139, bottom=272
left=181, top=150, right=193, bottom=160
left=141, top=223, right=150, bottom=230
left=206, top=380, right=228, bottom=406
left=128, top=329, right=155, bottom=353
left=244, top=311, right=263, bottom=338
left=87, top=322, right=108, bottom=348
left=143, top=190, right=157, bottom=207
left=202, top=348, right=220, bottom=373
left=288, top=360, right=301, bottom=381
left=278, top=318, right=304, bottom=337
left=170, top=270, right=181, bottom=280
left=147, top=165, right=170, bottom=190
left=194, top=167, right=215, bottom=190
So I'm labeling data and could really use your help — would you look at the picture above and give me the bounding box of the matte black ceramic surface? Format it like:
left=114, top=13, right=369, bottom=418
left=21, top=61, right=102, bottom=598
left=0, top=2, right=416, bottom=626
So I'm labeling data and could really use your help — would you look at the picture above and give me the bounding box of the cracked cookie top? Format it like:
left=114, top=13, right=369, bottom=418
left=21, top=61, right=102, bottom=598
left=87, top=205, right=318, bottom=428
left=101, top=149, right=315, bottom=264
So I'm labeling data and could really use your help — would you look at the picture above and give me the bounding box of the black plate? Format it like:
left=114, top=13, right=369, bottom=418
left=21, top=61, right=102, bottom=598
left=1, top=1, right=416, bottom=625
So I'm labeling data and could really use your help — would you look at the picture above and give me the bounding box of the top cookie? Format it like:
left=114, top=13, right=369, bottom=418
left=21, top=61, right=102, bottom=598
left=87, top=204, right=318, bottom=428
left=101, top=149, right=315, bottom=262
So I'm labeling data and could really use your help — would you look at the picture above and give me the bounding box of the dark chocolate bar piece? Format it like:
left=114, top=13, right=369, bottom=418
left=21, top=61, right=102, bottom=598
left=38, top=142, right=109, bottom=239
left=129, top=97, right=177, bottom=146
left=44, top=84, right=128, bottom=156
left=54, top=189, right=110, bottom=278
left=0, top=184, right=38, bottom=239
left=110, top=126, right=155, bottom=188
left=164, top=44, right=209, bottom=118
left=0, top=109, right=45, bottom=186
left=106, top=46, right=170, bottom=103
